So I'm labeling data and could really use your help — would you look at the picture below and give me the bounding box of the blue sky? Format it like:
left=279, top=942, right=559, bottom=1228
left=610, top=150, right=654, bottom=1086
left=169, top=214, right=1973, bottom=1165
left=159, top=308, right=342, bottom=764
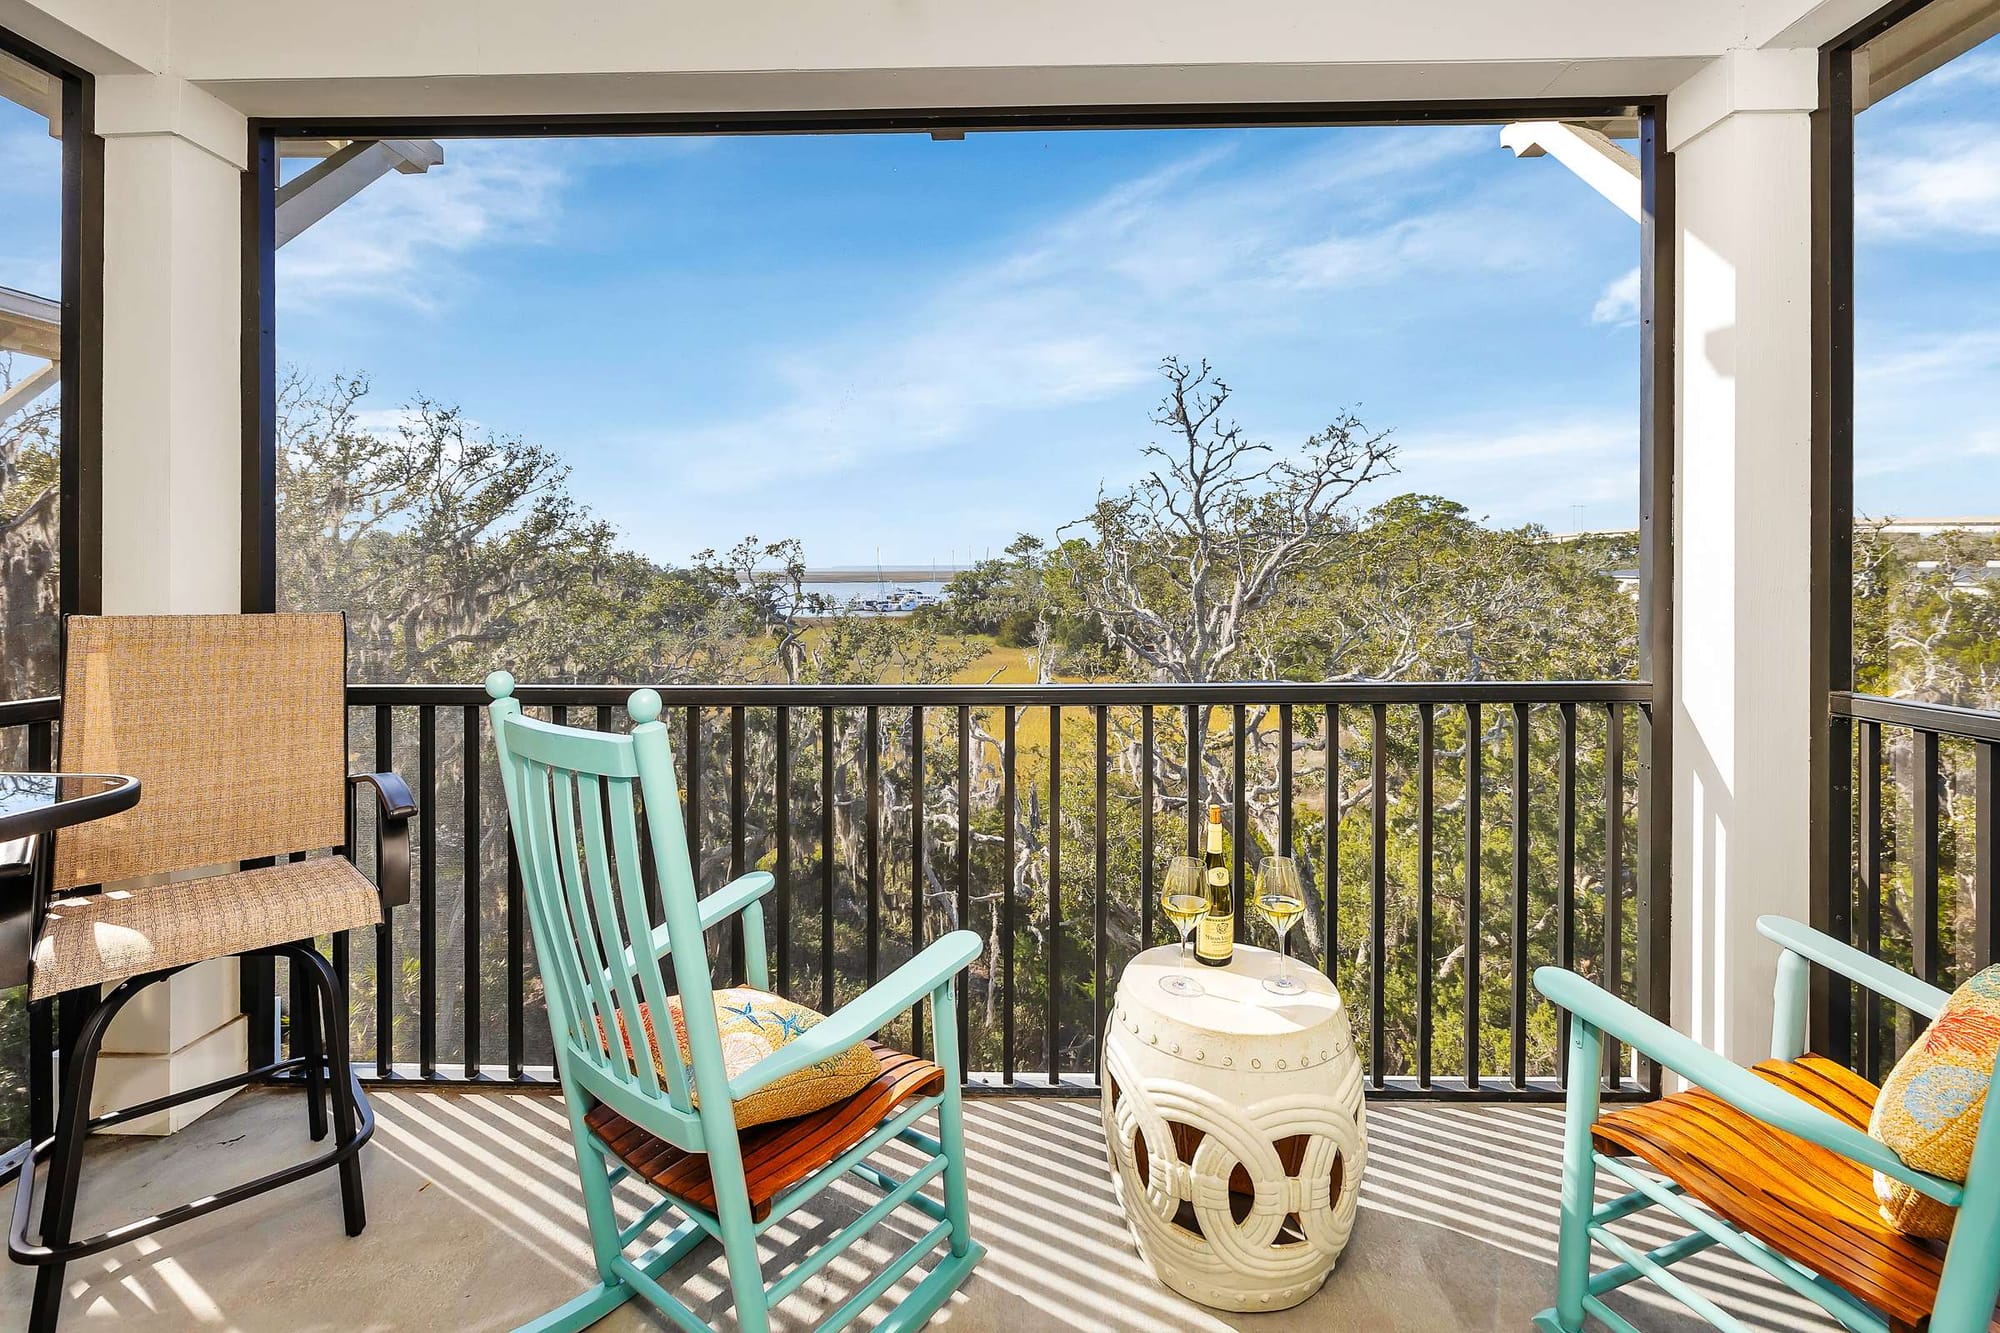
left=0, top=89, right=58, bottom=305
left=5, top=51, right=1998, bottom=569
left=1853, top=36, right=2000, bottom=515
left=274, top=125, right=1645, bottom=566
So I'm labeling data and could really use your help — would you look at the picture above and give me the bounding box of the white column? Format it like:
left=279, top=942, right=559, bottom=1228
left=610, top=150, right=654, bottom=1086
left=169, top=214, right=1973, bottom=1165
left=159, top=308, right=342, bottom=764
left=1668, top=48, right=1821, bottom=1068
left=87, top=74, right=249, bottom=1133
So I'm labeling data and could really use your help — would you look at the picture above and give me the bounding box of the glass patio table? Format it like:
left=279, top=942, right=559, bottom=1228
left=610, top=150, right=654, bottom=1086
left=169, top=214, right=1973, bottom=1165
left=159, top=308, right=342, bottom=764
left=0, top=772, right=140, bottom=844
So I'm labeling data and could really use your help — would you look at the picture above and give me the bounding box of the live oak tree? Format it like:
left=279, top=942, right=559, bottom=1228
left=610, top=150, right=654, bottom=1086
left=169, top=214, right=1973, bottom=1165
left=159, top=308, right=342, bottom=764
left=1053, top=356, right=1396, bottom=684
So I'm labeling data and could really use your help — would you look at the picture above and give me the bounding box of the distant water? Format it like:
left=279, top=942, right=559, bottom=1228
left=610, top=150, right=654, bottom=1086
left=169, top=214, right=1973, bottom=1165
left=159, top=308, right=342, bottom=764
left=789, top=579, right=952, bottom=616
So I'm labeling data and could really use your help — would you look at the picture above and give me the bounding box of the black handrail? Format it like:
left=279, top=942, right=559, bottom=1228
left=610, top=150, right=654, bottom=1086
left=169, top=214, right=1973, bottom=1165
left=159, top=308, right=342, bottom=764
left=0, top=696, right=60, bottom=728
left=1832, top=691, right=2000, bottom=744
left=348, top=680, right=1652, bottom=708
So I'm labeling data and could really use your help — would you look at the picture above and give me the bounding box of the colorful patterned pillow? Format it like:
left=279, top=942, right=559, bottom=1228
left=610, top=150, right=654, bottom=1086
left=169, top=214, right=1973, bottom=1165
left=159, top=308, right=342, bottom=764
left=604, top=988, right=879, bottom=1128
left=1868, top=965, right=2000, bottom=1238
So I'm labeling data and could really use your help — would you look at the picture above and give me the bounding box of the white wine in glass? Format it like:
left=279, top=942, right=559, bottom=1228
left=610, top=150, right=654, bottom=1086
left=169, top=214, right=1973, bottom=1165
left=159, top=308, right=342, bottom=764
left=1256, top=857, right=1308, bottom=996
left=1159, top=856, right=1206, bottom=997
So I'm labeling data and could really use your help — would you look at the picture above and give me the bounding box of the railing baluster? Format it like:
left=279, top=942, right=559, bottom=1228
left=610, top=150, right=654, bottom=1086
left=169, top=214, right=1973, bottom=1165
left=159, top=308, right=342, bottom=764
left=1233, top=703, right=1247, bottom=939
left=375, top=705, right=394, bottom=1079
left=419, top=704, right=437, bottom=1079
left=337, top=775, right=354, bottom=1044
left=1370, top=702, right=1388, bottom=1090
left=1095, top=705, right=1109, bottom=1078
left=1859, top=720, right=1883, bottom=1082
left=1326, top=703, right=1339, bottom=985
left=1417, top=702, right=1434, bottom=1090
left=1604, top=703, right=1624, bottom=1090
left=776, top=705, right=792, bottom=999
left=821, top=705, right=836, bottom=1015
left=507, top=825, right=526, bottom=1081
left=1914, top=728, right=1941, bottom=987
left=1557, top=701, right=1577, bottom=1088
left=1047, top=704, right=1062, bottom=1085
left=865, top=704, right=881, bottom=989
left=730, top=704, right=747, bottom=984
left=956, top=705, right=971, bottom=1068
left=463, top=705, right=481, bottom=1078
left=1186, top=703, right=1201, bottom=857
left=684, top=705, right=702, bottom=898
left=1464, top=701, right=1482, bottom=1091
left=910, top=705, right=925, bottom=1057
left=23, top=715, right=55, bottom=1139
left=1003, top=704, right=1018, bottom=1086
left=1279, top=703, right=1294, bottom=856
left=28, top=994, right=53, bottom=1145
left=1976, top=740, right=1996, bottom=972
left=1141, top=707, right=1155, bottom=946
left=1511, top=701, right=1530, bottom=1090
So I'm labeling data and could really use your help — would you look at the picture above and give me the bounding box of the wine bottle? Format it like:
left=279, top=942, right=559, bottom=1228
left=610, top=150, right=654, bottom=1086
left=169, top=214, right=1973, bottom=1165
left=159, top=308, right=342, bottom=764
left=1195, top=804, right=1233, bottom=967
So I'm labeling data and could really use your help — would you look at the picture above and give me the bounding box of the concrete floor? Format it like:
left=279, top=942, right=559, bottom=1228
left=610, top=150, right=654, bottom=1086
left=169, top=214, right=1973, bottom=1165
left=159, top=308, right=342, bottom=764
left=0, top=1087, right=1833, bottom=1332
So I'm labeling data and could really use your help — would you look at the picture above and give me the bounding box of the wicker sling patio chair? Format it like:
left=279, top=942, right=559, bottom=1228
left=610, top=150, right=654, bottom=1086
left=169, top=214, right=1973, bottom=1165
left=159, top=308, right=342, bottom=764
left=486, top=673, right=985, bottom=1333
left=1533, top=916, right=2000, bottom=1333
left=2, top=613, right=414, bottom=1333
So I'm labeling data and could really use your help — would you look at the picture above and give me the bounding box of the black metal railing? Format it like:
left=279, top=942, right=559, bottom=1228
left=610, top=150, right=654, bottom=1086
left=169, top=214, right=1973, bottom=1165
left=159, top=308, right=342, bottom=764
left=313, top=679, right=1661, bottom=1101
left=0, top=694, right=60, bottom=1150
left=1829, top=692, right=1999, bottom=1082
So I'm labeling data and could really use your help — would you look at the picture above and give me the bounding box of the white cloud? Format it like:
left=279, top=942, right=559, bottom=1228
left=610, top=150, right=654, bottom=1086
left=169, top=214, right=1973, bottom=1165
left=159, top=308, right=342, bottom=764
left=1388, top=413, right=1636, bottom=527
left=1591, top=266, right=1640, bottom=326
left=1858, top=328, right=2000, bottom=386
left=1395, top=415, right=1633, bottom=468
left=276, top=142, right=566, bottom=310
left=637, top=130, right=1566, bottom=497
left=1856, top=130, right=2000, bottom=240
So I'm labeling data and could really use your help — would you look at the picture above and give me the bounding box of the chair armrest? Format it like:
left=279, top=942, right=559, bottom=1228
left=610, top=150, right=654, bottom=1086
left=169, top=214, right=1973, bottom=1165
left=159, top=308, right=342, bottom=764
left=700, top=871, right=773, bottom=935
left=1534, top=965, right=1965, bottom=1207
left=728, top=929, right=981, bottom=1103
left=1757, top=916, right=1950, bottom=1020
left=627, top=871, right=775, bottom=965
left=350, top=772, right=416, bottom=910
left=0, top=834, right=39, bottom=990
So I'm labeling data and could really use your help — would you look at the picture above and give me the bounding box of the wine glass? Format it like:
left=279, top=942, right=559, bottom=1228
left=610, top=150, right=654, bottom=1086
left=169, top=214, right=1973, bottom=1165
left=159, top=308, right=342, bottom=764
left=1256, top=857, right=1307, bottom=996
left=1159, top=856, right=1206, bottom=997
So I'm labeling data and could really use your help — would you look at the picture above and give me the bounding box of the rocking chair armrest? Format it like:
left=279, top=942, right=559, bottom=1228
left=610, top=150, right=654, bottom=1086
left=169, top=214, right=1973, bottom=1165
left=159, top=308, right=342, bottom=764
left=627, top=871, right=775, bottom=968
left=350, top=772, right=416, bottom=910
left=1534, top=965, right=1966, bottom=1208
left=698, top=871, right=774, bottom=936
left=1756, top=916, right=1950, bottom=1020
left=728, top=929, right=981, bottom=1103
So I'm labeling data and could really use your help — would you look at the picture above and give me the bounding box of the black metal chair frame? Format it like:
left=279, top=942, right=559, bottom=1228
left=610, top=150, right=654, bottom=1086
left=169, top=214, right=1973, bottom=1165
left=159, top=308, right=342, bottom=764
left=2, top=772, right=414, bottom=1333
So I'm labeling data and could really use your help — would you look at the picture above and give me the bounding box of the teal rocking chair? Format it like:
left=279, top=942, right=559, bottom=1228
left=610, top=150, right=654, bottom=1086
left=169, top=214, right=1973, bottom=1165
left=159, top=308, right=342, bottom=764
left=486, top=674, right=986, bottom=1333
left=1534, top=916, right=2000, bottom=1333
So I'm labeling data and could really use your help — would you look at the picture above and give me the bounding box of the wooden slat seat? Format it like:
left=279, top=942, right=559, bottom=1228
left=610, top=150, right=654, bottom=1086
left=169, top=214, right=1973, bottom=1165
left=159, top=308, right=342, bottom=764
left=584, top=1042, right=945, bottom=1222
left=1593, top=1054, right=1986, bottom=1331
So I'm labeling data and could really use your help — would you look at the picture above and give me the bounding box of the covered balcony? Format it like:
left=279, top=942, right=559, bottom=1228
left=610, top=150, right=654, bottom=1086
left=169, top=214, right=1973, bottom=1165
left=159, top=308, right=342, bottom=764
left=2, top=1, right=1999, bottom=1331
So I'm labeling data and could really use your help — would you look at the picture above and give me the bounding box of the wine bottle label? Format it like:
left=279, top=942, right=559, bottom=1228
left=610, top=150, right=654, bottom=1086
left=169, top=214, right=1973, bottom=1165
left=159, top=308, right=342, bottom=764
left=1195, top=911, right=1233, bottom=964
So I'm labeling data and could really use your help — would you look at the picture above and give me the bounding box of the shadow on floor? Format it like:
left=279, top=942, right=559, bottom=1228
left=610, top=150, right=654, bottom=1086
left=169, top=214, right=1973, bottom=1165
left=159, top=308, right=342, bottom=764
left=0, top=1088, right=1834, bottom=1331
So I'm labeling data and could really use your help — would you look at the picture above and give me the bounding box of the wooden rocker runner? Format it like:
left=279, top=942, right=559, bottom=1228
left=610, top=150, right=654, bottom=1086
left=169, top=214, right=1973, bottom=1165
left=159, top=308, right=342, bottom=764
left=486, top=673, right=985, bottom=1333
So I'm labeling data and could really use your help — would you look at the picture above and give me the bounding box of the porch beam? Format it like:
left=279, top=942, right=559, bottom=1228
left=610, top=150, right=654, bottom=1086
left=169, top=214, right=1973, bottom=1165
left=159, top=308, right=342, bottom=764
left=0, top=360, right=59, bottom=420
left=0, top=284, right=62, bottom=361
left=1500, top=121, right=1640, bottom=222
left=274, top=138, right=444, bottom=248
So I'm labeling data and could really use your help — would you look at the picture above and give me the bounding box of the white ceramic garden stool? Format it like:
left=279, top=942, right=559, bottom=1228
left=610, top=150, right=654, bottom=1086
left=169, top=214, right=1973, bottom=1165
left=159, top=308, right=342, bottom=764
left=1101, top=943, right=1366, bottom=1312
